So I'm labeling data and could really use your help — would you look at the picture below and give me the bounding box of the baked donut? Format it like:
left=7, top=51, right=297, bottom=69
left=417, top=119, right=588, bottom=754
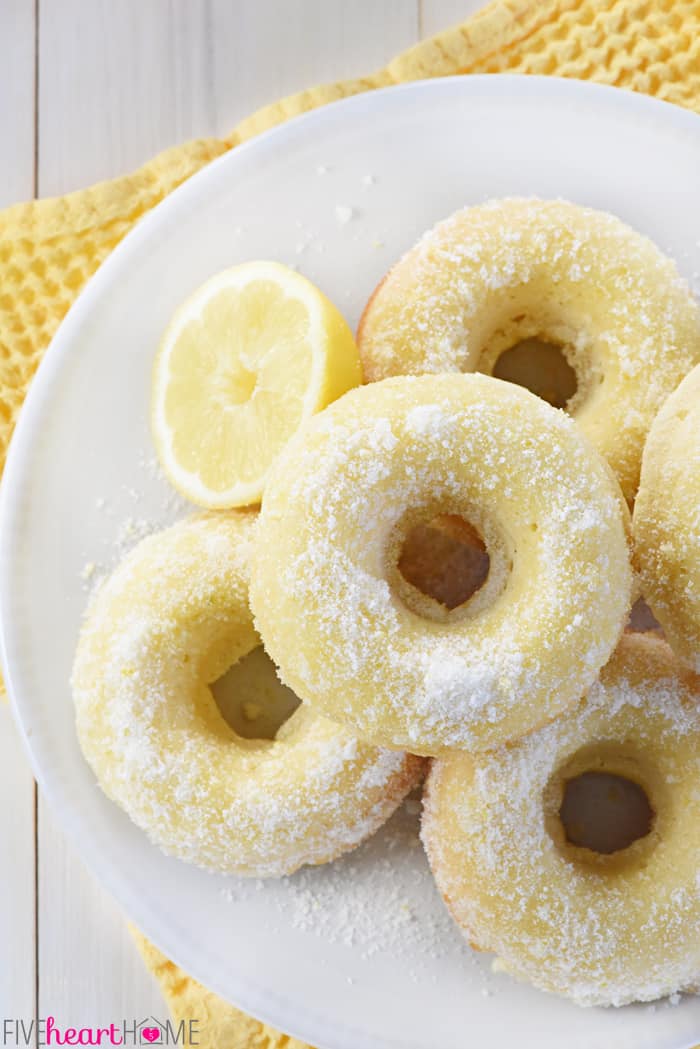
left=251, top=373, right=632, bottom=755
left=422, top=633, right=700, bottom=1007
left=357, top=198, right=700, bottom=503
left=633, top=364, right=700, bottom=671
left=72, top=513, right=422, bottom=876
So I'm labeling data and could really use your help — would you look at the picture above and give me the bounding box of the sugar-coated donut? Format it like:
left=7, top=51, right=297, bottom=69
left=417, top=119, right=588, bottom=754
left=72, top=513, right=422, bottom=876
left=422, top=634, right=700, bottom=1007
left=633, top=364, right=700, bottom=672
left=358, top=198, right=700, bottom=503
left=251, top=374, right=632, bottom=755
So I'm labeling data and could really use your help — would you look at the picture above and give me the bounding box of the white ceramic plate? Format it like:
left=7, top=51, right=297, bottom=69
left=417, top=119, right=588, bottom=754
left=2, top=76, right=700, bottom=1049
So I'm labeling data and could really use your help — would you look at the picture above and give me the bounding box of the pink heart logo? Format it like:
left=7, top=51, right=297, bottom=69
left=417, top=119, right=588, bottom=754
left=142, top=1030, right=160, bottom=1044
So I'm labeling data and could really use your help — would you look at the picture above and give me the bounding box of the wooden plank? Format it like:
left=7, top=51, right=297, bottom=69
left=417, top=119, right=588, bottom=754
left=0, top=0, right=35, bottom=207
left=420, top=0, right=486, bottom=38
left=35, top=0, right=421, bottom=1021
left=0, top=0, right=37, bottom=1022
left=37, top=812, right=165, bottom=1024
left=38, top=0, right=419, bottom=196
left=0, top=708, right=36, bottom=1017
left=209, top=0, right=420, bottom=126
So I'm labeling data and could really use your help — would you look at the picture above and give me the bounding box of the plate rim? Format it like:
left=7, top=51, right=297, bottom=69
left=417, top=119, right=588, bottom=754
left=1, top=73, right=700, bottom=1049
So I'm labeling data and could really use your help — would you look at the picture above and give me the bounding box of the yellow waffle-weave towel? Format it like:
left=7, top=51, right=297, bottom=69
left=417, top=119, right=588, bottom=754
left=131, top=929, right=312, bottom=1049
left=2, top=0, right=700, bottom=1046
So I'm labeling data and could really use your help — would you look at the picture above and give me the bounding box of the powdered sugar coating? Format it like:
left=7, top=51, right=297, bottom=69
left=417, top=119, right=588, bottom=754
left=633, top=363, right=700, bottom=672
left=357, top=198, right=700, bottom=503
left=251, top=374, right=633, bottom=755
left=422, top=634, right=700, bottom=1007
left=71, top=513, right=422, bottom=876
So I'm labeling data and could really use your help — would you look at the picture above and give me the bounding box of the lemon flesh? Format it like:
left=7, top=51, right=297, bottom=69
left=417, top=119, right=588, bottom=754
left=152, top=261, right=361, bottom=508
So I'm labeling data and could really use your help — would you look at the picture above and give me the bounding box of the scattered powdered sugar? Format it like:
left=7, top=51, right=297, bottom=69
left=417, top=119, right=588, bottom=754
left=80, top=514, right=162, bottom=594
left=335, top=204, right=354, bottom=225
left=115, top=515, right=160, bottom=552
left=79, top=454, right=191, bottom=594
left=218, top=796, right=492, bottom=987
left=80, top=561, right=97, bottom=584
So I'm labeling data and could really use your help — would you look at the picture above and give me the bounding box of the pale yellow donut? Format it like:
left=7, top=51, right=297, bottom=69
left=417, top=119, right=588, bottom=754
left=422, top=634, right=700, bottom=1007
left=72, top=513, right=422, bottom=876
left=251, top=374, right=632, bottom=755
left=633, top=364, right=700, bottom=672
left=358, top=198, right=700, bottom=504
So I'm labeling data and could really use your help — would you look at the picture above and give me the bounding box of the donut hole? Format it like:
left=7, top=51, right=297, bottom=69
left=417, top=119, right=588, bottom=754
left=211, top=646, right=300, bottom=740
left=627, top=596, right=663, bottom=635
left=491, top=338, right=578, bottom=410
left=544, top=745, right=658, bottom=868
left=397, top=514, right=490, bottom=612
left=559, top=772, right=654, bottom=855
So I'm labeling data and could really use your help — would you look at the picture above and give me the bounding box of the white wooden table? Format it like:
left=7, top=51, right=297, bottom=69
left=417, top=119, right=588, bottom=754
left=0, top=0, right=483, bottom=1026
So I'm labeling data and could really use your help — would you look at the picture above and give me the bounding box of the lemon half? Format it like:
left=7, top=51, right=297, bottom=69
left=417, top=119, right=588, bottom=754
left=152, top=261, right=361, bottom=508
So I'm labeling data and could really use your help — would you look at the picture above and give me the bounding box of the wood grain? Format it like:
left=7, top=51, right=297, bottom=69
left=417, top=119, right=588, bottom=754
left=421, top=0, right=484, bottom=37
left=0, top=0, right=35, bottom=207
left=38, top=0, right=419, bottom=196
left=0, top=709, right=36, bottom=1016
left=0, top=0, right=36, bottom=1021
left=37, top=813, right=164, bottom=1023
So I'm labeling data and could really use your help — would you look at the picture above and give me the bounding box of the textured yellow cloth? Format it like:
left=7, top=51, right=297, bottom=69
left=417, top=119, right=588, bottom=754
left=131, top=929, right=313, bottom=1049
left=2, top=0, right=700, bottom=1046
